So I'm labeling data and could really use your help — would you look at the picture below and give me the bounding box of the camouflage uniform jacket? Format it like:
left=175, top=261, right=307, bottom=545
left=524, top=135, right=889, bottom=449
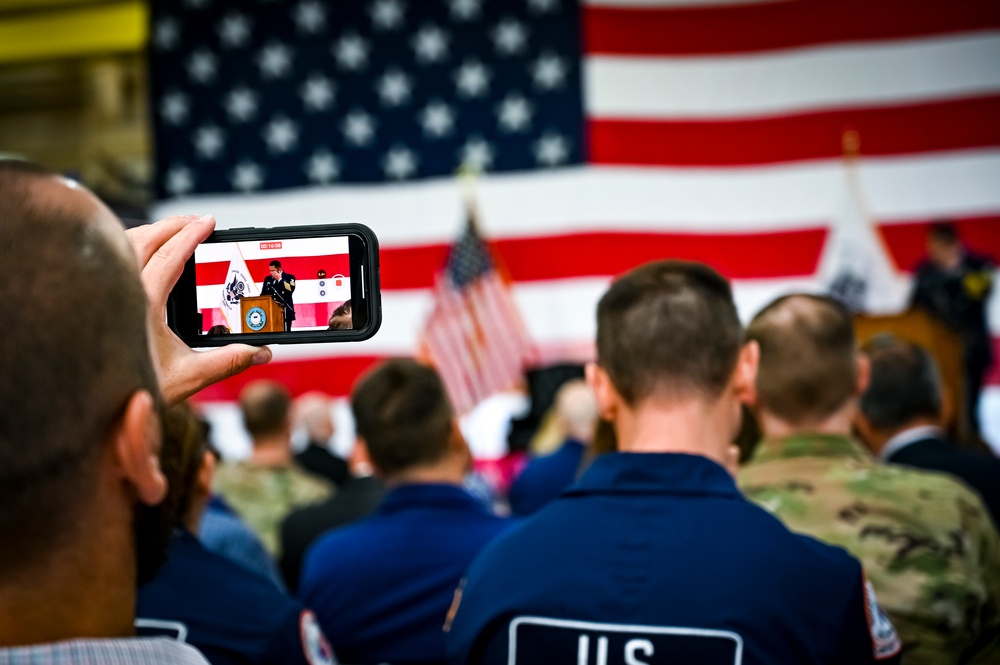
left=740, top=434, right=1000, bottom=665
left=213, top=462, right=332, bottom=555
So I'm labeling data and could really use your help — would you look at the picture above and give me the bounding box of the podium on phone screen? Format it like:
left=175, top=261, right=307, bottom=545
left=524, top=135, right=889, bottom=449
left=239, top=295, right=284, bottom=334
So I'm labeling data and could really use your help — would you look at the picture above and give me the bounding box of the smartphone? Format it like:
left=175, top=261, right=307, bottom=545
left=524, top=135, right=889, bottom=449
left=167, top=223, right=381, bottom=346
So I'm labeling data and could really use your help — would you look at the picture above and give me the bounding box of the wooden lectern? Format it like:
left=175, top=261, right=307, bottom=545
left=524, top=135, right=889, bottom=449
left=239, top=295, right=284, bottom=334
left=854, top=308, right=968, bottom=442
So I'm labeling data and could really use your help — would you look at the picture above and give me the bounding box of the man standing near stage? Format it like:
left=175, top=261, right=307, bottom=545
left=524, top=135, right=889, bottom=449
left=263, top=260, right=296, bottom=331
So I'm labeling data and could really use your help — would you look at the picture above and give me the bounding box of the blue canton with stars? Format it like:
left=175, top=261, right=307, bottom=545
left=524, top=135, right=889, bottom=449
left=150, top=0, right=585, bottom=198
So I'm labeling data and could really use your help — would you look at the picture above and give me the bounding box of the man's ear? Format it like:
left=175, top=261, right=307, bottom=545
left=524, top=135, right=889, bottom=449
left=855, top=354, right=871, bottom=396
left=733, top=341, right=760, bottom=407
left=112, top=390, right=167, bottom=507
left=586, top=362, right=619, bottom=421
left=350, top=437, right=375, bottom=476
left=448, top=420, right=474, bottom=473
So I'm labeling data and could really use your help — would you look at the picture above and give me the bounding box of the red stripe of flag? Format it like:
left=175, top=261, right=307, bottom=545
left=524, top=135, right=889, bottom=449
left=589, top=96, right=1000, bottom=168
left=584, top=0, right=1000, bottom=56
left=196, top=254, right=351, bottom=286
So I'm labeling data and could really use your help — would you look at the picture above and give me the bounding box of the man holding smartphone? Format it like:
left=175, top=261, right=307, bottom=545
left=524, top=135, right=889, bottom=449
left=263, top=260, right=296, bottom=331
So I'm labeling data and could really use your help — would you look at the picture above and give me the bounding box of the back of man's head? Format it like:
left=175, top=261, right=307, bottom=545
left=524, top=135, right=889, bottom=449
left=351, top=359, right=454, bottom=477
left=861, top=336, right=942, bottom=433
left=240, top=380, right=292, bottom=441
left=746, top=294, right=857, bottom=426
left=0, top=160, right=157, bottom=575
left=596, top=260, right=743, bottom=404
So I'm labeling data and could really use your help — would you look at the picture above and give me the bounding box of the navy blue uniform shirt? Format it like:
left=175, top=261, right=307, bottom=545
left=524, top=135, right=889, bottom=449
left=445, top=453, right=901, bottom=665
left=508, top=439, right=586, bottom=516
left=137, top=529, right=335, bottom=665
left=301, top=483, right=512, bottom=665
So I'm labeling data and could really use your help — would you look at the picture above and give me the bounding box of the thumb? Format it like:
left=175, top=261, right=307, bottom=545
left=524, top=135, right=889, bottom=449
left=166, top=345, right=272, bottom=404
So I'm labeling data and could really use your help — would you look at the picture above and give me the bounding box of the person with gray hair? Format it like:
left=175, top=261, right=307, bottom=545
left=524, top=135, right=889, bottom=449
left=856, top=334, right=1000, bottom=528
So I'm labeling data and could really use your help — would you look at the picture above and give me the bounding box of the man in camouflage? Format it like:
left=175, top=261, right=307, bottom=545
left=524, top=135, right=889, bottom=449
left=739, top=294, right=1000, bottom=665
left=213, top=380, right=331, bottom=554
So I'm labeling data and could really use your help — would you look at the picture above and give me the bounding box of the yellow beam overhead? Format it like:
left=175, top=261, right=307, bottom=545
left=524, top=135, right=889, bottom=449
left=0, top=2, right=147, bottom=65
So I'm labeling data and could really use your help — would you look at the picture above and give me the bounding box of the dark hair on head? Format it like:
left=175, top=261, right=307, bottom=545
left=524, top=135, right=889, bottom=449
left=596, top=260, right=743, bottom=404
left=861, top=335, right=942, bottom=431
left=269, top=260, right=282, bottom=269
left=240, top=380, right=292, bottom=439
left=351, top=359, right=454, bottom=477
left=0, top=159, right=157, bottom=574
left=928, top=221, right=959, bottom=245
left=159, top=402, right=211, bottom=527
left=746, top=293, right=857, bottom=425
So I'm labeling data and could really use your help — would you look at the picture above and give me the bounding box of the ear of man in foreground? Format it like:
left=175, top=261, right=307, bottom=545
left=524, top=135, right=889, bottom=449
left=0, top=160, right=267, bottom=662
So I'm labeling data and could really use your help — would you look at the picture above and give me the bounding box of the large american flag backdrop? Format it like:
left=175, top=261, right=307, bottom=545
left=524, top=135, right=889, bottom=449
left=150, top=0, right=1000, bottom=454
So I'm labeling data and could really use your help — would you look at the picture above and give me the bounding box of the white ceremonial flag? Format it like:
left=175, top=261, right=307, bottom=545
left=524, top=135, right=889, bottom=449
left=220, top=246, right=258, bottom=333
left=819, top=166, right=909, bottom=315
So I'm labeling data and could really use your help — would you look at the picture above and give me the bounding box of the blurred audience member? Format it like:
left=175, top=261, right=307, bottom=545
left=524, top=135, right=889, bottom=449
left=207, top=325, right=231, bottom=335
left=300, top=359, right=511, bottom=664
left=0, top=161, right=264, bottom=662
left=293, top=393, right=349, bottom=486
left=740, top=294, right=1000, bottom=664
left=508, top=380, right=598, bottom=516
left=857, top=335, right=1000, bottom=528
left=199, top=492, right=284, bottom=591
left=213, top=381, right=331, bottom=554
left=137, top=403, right=336, bottom=665
left=327, top=300, right=352, bottom=330
left=280, top=455, right=385, bottom=593
left=446, top=262, right=899, bottom=665
left=910, top=222, right=995, bottom=439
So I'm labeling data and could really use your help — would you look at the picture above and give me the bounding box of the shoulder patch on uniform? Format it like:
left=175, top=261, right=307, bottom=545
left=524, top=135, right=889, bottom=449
left=863, top=580, right=901, bottom=660
left=300, top=610, right=337, bottom=665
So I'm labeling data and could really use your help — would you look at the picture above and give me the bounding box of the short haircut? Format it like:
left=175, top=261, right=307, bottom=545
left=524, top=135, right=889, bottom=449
left=596, top=260, right=743, bottom=404
left=159, top=402, right=210, bottom=526
left=928, top=221, right=959, bottom=245
left=351, top=359, right=454, bottom=476
left=746, top=294, right=857, bottom=424
left=861, top=335, right=942, bottom=431
left=240, top=380, right=292, bottom=439
left=269, top=260, right=282, bottom=269
left=0, top=160, right=157, bottom=573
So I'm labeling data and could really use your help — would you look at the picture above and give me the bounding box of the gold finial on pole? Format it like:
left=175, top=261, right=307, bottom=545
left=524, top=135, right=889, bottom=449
left=457, top=163, right=481, bottom=227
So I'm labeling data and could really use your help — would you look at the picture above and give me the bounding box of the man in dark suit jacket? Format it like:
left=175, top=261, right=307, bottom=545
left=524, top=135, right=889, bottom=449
left=857, top=335, right=1000, bottom=529
left=263, top=260, right=296, bottom=331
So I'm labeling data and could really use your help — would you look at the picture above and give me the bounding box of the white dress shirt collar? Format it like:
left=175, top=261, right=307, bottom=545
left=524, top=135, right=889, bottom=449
left=880, top=425, right=945, bottom=462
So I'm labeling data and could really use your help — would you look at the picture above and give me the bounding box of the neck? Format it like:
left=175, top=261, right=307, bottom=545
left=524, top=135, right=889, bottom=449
left=0, top=484, right=136, bottom=646
left=384, top=455, right=467, bottom=488
left=867, top=417, right=941, bottom=456
left=758, top=402, right=856, bottom=441
left=615, top=394, right=736, bottom=470
left=250, top=435, right=292, bottom=466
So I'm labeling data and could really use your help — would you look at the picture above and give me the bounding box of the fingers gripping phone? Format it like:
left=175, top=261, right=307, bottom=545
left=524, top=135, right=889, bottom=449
left=167, top=223, right=381, bottom=346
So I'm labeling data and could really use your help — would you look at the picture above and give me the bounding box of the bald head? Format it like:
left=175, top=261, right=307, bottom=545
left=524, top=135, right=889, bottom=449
left=555, top=380, right=598, bottom=444
left=0, top=160, right=157, bottom=573
left=746, top=294, right=858, bottom=426
left=240, top=380, right=293, bottom=440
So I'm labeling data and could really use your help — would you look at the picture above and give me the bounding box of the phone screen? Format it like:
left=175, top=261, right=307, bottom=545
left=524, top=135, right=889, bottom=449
left=168, top=224, right=380, bottom=346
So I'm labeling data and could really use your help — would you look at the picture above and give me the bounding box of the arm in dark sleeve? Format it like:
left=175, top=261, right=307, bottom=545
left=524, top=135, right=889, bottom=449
left=831, top=573, right=901, bottom=665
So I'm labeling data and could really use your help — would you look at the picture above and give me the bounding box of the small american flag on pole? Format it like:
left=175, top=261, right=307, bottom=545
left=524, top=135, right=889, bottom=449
left=422, top=212, right=535, bottom=414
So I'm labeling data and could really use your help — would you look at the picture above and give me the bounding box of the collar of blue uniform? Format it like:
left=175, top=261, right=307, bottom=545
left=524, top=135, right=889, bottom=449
left=565, top=452, right=741, bottom=499
left=750, top=433, right=873, bottom=465
left=378, top=482, right=487, bottom=515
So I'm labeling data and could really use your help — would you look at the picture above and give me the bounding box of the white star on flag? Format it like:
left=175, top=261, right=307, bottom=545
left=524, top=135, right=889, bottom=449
left=528, top=0, right=559, bottom=13
left=263, top=116, right=299, bottom=153
left=384, top=146, right=417, bottom=179
left=493, top=19, right=527, bottom=55
left=306, top=150, right=340, bottom=183
left=370, top=0, right=404, bottom=30
left=343, top=110, right=376, bottom=146
left=159, top=90, right=189, bottom=125
left=154, top=18, right=180, bottom=51
left=421, top=101, right=455, bottom=138
left=455, top=60, right=490, bottom=98
left=334, top=34, right=369, bottom=70
left=225, top=87, right=258, bottom=122
left=218, top=12, right=252, bottom=48
left=497, top=94, right=533, bottom=132
left=301, top=75, right=336, bottom=112
left=532, top=53, right=566, bottom=90
left=450, top=0, right=481, bottom=20
left=231, top=161, right=265, bottom=192
left=258, top=42, right=293, bottom=78
left=165, top=165, right=194, bottom=196
left=413, top=25, right=449, bottom=64
left=460, top=137, right=494, bottom=171
left=187, top=49, right=217, bottom=84
left=377, top=69, right=412, bottom=106
left=293, top=0, right=327, bottom=34
left=193, top=125, right=225, bottom=159
left=534, top=132, right=569, bottom=166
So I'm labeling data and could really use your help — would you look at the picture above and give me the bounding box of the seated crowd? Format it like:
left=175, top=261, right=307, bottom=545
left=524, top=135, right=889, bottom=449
left=2, top=159, right=999, bottom=665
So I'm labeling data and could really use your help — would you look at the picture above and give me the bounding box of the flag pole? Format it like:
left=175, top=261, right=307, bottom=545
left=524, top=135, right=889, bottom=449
left=842, top=130, right=897, bottom=271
